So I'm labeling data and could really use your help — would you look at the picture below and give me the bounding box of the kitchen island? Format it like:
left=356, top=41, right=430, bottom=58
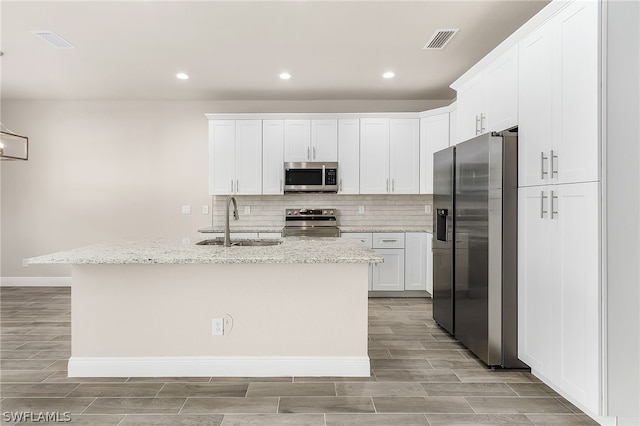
left=27, top=237, right=382, bottom=378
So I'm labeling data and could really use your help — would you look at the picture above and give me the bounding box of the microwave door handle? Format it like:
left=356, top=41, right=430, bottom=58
left=322, top=165, right=326, bottom=189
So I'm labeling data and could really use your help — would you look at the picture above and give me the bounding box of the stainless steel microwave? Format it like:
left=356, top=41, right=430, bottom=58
left=284, top=162, right=338, bottom=193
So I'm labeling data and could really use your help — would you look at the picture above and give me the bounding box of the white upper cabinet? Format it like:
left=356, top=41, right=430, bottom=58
left=420, top=113, right=450, bottom=194
left=311, top=119, right=338, bottom=162
left=262, top=120, right=284, bottom=194
left=337, top=119, right=360, bottom=194
left=389, top=119, right=420, bottom=194
left=284, top=120, right=311, bottom=162
left=284, top=119, right=337, bottom=162
left=455, top=45, right=518, bottom=144
left=518, top=21, right=554, bottom=187
left=518, top=0, right=599, bottom=187
left=208, top=120, right=262, bottom=195
left=360, top=118, right=390, bottom=194
left=360, top=118, right=419, bottom=194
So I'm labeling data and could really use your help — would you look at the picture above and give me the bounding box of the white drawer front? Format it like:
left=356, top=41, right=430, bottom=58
left=341, top=232, right=373, bottom=248
left=372, top=232, right=405, bottom=249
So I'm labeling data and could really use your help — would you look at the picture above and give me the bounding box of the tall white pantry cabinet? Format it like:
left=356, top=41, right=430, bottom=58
left=451, top=0, right=639, bottom=423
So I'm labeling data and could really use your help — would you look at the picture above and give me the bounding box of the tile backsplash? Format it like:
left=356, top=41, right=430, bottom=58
left=210, top=194, right=433, bottom=229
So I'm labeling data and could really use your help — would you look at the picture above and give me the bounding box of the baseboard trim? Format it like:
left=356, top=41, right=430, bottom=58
left=0, top=277, right=71, bottom=287
left=68, top=355, right=371, bottom=378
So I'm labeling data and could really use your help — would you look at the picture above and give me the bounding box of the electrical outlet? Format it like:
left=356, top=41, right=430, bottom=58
left=425, top=205, right=432, bottom=214
left=244, top=206, right=251, bottom=215
left=181, top=205, right=191, bottom=215
left=212, top=318, right=223, bottom=336
left=358, top=205, right=365, bottom=214
left=202, top=205, right=209, bottom=215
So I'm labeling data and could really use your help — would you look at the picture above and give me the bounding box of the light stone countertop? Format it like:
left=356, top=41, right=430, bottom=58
left=339, top=225, right=433, bottom=234
left=198, top=226, right=433, bottom=234
left=26, top=237, right=383, bottom=265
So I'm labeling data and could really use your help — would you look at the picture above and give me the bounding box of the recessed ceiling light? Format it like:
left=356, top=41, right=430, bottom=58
left=279, top=72, right=292, bottom=80
left=176, top=73, right=189, bottom=80
left=383, top=71, right=396, bottom=79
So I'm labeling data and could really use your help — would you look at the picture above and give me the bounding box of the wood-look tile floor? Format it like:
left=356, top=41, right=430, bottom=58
left=0, top=287, right=598, bottom=425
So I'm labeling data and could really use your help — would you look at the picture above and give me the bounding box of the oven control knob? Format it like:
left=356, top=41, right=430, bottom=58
left=329, top=210, right=334, bottom=215
left=322, top=210, right=328, bottom=215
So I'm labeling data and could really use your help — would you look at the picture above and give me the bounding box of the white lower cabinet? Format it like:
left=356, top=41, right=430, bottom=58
left=404, top=232, right=432, bottom=293
left=343, top=232, right=431, bottom=295
left=518, top=182, right=600, bottom=414
left=341, top=232, right=373, bottom=290
left=372, top=249, right=404, bottom=291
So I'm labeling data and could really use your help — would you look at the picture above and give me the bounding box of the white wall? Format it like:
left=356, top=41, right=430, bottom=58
left=0, top=99, right=447, bottom=278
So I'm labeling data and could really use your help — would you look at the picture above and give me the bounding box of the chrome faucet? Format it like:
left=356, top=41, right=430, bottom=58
left=224, top=196, right=239, bottom=247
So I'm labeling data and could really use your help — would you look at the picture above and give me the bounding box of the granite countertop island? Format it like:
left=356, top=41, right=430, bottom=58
left=27, top=237, right=383, bottom=266
left=28, top=237, right=375, bottom=378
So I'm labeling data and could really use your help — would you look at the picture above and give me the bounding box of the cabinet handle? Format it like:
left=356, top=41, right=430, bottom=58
left=475, top=115, right=481, bottom=135
left=550, top=150, right=558, bottom=178
left=236, top=180, right=239, bottom=193
left=381, top=239, right=398, bottom=243
left=280, top=178, right=283, bottom=192
left=480, top=113, right=486, bottom=133
left=540, top=152, right=548, bottom=179
left=339, top=178, right=343, bottom=192
left=550, top=190, right=558, bottom=219
left=313, top=147, right=316, bottom=160
left=307, top=147, right=310, bottom=160
left=540, top=191, right=548, bottom=218
left=391, top=179, right=395, bottom=193
left=386, top=178, right=389, bottom=192
left=231, top=180, right=234, bottom=193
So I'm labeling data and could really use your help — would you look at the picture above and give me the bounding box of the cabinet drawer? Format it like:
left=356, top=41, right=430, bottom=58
left=341, top=232, right=373, bottom=248
left=373, top=233, right=405, bottom=249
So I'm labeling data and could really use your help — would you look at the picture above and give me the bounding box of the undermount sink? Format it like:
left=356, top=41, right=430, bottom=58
left=196, top=238, right=282, bottom=247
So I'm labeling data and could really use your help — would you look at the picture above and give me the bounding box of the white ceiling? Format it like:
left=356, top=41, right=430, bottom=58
left=0, top=1, right=549, bottom=101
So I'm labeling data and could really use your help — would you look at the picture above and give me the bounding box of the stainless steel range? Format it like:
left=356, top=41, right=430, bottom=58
left=282, top=208, right=340, bottom=237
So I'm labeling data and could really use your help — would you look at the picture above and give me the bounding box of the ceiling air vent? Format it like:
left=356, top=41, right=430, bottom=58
left=31, top=31, right=75, bottom=49
left=423, top=29, right=459, bottom=50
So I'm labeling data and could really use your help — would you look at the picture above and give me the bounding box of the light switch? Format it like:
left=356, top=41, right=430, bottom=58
left=202, top=205, right=209, bottom=215
left=358, top=205, right=365, bottom=214
left=244, top=206, right=251, bottom=214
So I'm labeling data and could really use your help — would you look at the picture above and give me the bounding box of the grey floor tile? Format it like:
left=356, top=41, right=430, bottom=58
left=465, top=397, right=574, bottom=414
left=43, top=371, right=129, bottom=383
left=373, top=369, right=461, bottom=382
left=390, top=349, right=468, bottom=360
left=14, top=341, right=70, bottom=351
left=371, top=359, right=432, bottom=369
left=19, top=414, right=126, bottom=426
left=368, top=349, right=392, bottom=359
left=373, top=396, right=474, bottom=413
left=369, top=341, right=426, bottom=350
left=0, top=350, right=40, bottom=359
left=30, top=349, right=71, bottom=359
left=0, top=359, right=57, bottom=370
left=507, top=383, right=559, bottom=397
left=181, top=397, right=278, bottom=414
left=120, top=414, right=224, bottom=425
left=453, top=370, right=538, bottom=383
left=425, top=413, right=534, bottom=425
left=335, top=382, right=427, bottom=397
left=421, top=383, right=518, bottom=397
left=326, top=413, right=429, bottom=425
left=525, top=413, right=600, bottom=425
left=0, top=370, right=55, bottom=383
left=67, top=383, right=165, bottom=397
left=278, top=396, right=375, bottom=414
left=427, top=359, right=486, bottom=370
left=0, top=383, right=79, bottom=397
left=294, top=376, right=375, bottom=383
left=127, top=376, right=212, bottom=383
left=83, top=397, right=186, bottom=414
left=158, top=383, right=248, bottom=397
left=0, top=397, right=95, bottom=414
left=246, top=382, right=335, bottom=397
left=220, top=413, right=325, bottom=426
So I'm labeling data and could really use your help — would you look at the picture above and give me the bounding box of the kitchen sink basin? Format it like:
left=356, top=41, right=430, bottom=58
left=196, top=238, right=282, bottom=247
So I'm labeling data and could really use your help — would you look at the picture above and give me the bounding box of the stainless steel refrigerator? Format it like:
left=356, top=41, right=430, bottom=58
left=432, top=130, right=527, bottom=369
